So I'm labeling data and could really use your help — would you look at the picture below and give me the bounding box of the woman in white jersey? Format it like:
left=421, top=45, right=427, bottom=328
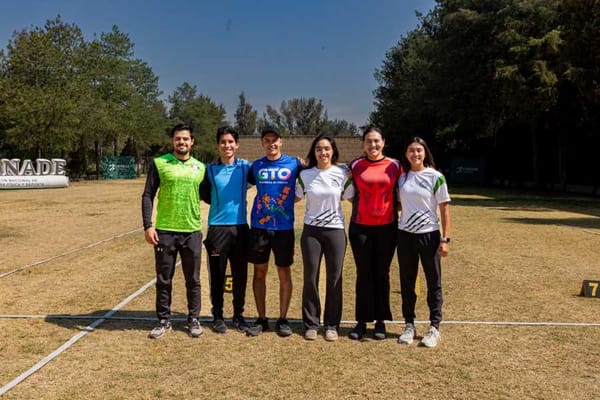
left=295, top=135, right=354, bottom=341
left=396, top=137, right=451, bottom=348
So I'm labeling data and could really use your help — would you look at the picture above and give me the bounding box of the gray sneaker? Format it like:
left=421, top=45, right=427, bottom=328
left=420, top=326, right=440, bottom=348
left=212, top=319, right=227, bottom=334
left=232, top=315, right=249, bottom=332
left=149, top=319, right=171, bottom=339
left=188, top=318, right=203, bottom=338
left=373, top=320, right=386, bottom=340
left=276, top=318, right=293, bottom=337
left=246, top=317, right=269, bottom=337
left=398, top=323, right=416, bottom=344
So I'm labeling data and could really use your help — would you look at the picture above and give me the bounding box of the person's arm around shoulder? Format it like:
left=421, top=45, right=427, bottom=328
left=438, top=201, right=451, bottom=257
left=341, top=166, right=355, bottom=202
left=244, top=160, right=255, bottom=188
left=295, top=171, right=305, bottom=203
left=199, top=165, right=212, bottom=204
left=247, top=160, right=256, bottom=186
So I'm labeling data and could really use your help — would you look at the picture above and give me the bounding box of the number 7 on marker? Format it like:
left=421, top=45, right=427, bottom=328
left=589, top=281, right=599, bottom=297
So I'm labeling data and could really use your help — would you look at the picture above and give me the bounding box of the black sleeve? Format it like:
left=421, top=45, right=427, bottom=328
left=141, top=161, right=160, bottom=230
left=247, top=164, right=256, bottom=185
left=199, top=167, right=212, bottom=204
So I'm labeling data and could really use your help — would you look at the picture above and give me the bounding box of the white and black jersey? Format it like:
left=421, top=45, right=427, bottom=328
left=296, top=165, right=354, bottom=229
left=397, top=168, right=450, bottom=234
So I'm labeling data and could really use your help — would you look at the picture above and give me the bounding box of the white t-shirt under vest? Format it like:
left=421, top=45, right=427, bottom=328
left=397, top=167, right=450, bottom=233
left=296, top=165, right=354, bottom=229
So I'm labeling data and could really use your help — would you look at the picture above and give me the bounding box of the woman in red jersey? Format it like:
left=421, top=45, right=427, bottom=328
left=348, top=126, right=402, bottom=340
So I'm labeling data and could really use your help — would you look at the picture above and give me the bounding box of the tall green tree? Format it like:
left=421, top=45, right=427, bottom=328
left=74, top=25, right=165, bottom=178
left=234, top=91, right=257, bottom=135
left=0, top=16, right=84, bottom=159
left=167, top=82, right=227, bottom=161
left=372, top=0, right=599, bottom=189
left=261, top=97, right=355, bottom=136
left=0, top=18, right=167, bottom=177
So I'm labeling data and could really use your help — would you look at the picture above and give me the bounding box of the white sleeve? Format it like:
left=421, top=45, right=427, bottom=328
left=342, top=175, right=354, bottom=200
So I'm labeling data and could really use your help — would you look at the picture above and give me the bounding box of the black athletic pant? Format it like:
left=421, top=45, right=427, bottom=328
left=348, top=222, right=396, bottom=322
left=301, top=225, right=347, bottom=330
left=154, top=230, right=202, bottom=322
left=396, top=229, right=443, bottom=328
left=204, top=224, right=249, bottom=319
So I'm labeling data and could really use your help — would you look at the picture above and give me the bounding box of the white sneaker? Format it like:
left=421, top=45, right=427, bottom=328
left=420, top=326, right=441, bottom=348
left=324, top=329, right=338, bottom=342
left=398, top=323, right=416, bottom=344
left=149, top=319, right=172, bottom=339
left=304, top=328, right=318, bottom=340
left=188, top=318, right=204, bottom=338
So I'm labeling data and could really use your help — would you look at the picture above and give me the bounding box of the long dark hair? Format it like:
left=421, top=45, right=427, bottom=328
left=402, top=136, right=436, bottom=171
left=306, top=134, right=339, bottom=168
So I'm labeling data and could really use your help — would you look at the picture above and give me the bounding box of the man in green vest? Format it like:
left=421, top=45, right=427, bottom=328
left=142, top=123, right=206, bottom=338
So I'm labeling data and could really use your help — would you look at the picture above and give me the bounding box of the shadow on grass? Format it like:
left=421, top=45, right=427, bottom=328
left=502, top=217, right=600, bottom=230
left=41, top=313, right=402, bottom=341
left=451, top=185, right=600, bottom=219
left=42, top=312, right=314, bottom=334
left=43, top=310, right=186, bottom=332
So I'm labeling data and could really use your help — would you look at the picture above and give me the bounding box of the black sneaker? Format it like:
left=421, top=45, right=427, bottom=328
left=232, top=315, right=249, bottom=332
left=212, top=318, right=227, bottom=334
left=246, top=317, right=269, bottom=337
left=374, top=320, right=386, bottom=340
left=348, top=322, right=366, bottom=340
left=276, top=318, right=293, bottom=337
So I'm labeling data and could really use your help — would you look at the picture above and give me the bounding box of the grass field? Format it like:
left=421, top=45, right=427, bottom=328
left=1, top=180, right=599, bottom=399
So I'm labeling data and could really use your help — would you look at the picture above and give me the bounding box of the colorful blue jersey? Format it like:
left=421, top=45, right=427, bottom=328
left=249, top=154, right=301, bottom=230
left=205, top=158, right=251, bottom=225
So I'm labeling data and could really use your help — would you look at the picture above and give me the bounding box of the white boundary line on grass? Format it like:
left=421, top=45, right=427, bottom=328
left=0, top=228, right=142, bottom=279
left=0, top=277, right=156, bottom=396
left=1, top=314, right=599, bottom=327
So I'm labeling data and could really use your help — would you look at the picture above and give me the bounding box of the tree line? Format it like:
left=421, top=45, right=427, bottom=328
left=0, top=17, right=358, bottom=178
left=371, top=0, right=599, bottom=191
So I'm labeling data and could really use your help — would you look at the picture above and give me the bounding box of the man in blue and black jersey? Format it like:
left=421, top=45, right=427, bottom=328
left=246, top=127, right=303, bottom=337
left=200, top=126, right=251, bottom=334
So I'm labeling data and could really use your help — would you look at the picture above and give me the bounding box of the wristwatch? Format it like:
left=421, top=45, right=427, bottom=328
left=441, top=237, right=451, bottom=243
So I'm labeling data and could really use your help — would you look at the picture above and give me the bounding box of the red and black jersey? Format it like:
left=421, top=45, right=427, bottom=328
left=350, top=156, right=402, bottom=225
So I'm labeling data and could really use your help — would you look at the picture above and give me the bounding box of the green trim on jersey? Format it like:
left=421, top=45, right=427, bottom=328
left=433, top=175, right=446, bottom=195
left=297, top=175, right=305, bottom=194
left=155, top=153, right=205, bottom=232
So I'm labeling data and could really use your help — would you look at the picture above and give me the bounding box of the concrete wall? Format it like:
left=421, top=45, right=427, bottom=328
left=237, top=135, right=364, bottom=163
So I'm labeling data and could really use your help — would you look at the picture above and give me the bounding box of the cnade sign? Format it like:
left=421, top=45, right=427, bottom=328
left=0, top=158, right=69, bottom=189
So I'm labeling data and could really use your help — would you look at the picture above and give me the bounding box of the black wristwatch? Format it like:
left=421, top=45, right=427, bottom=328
left=441, top=237, right=451, bottom=243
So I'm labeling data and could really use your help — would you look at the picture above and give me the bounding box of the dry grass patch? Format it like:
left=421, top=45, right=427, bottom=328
left=0, top=179, right=148, bottom=272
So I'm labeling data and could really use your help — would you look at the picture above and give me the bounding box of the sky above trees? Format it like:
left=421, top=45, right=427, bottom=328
left=0, top=0, right=436, bottom=127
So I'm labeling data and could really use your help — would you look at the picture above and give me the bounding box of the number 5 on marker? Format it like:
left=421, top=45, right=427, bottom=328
left=224, top=275, right=233, bottom=293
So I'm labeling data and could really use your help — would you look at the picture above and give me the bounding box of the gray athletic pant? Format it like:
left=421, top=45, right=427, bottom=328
left=301, top=224, right=347, bottom=330
left=396, top=229, right=443, bottom=328
left=154, top=230, right=202, bottom=322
